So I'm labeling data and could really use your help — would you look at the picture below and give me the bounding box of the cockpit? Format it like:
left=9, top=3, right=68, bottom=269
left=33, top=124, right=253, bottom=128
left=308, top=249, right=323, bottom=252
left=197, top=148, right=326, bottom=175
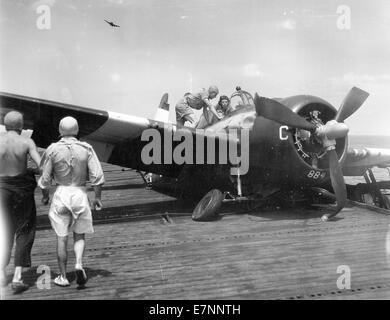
left=202, top=86, right=256, bottom=130
left=227, top=87, right=255, bottom=114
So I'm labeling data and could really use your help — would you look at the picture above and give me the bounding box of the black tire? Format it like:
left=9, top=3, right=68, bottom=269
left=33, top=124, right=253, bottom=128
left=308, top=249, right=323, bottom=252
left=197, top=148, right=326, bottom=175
left=192, top=189, right=224, bottom=221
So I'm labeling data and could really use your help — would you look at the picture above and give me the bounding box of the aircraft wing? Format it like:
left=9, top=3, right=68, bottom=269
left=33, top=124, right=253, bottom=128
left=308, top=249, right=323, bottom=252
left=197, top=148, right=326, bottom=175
left=342, top=147, right=390, bottom=176
left=0, top=92, right=238, bottom=178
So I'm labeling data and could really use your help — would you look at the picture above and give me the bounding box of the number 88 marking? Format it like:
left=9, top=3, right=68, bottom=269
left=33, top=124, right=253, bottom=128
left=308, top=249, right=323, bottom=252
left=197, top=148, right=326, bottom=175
left=307, top=170, right=321, bottom=179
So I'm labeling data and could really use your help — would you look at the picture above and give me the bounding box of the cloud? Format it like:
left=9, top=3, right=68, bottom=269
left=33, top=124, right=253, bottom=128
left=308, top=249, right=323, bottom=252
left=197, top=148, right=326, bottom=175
left=106, top=0, right=125, bottom=5
left=110, top=73, right=121, bottom=82
left=243, top=64, right=265, bottom=78
left=331, top=72, right=390, bottom=87
left=328, top=72, right=390, bottom=132
left=101, top=0, right=138, bottom=8
left=32, top=0, right=56, bottom=9
left=67, top=4, right=77, bottom=11
left=280, top=19, right=296, bottom=30
left=341, top=72, right=390, bottom=83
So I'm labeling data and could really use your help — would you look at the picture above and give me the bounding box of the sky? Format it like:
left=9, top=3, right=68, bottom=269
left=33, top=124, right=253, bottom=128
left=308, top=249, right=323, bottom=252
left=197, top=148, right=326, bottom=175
left=0, top=0, right=390, bottom=135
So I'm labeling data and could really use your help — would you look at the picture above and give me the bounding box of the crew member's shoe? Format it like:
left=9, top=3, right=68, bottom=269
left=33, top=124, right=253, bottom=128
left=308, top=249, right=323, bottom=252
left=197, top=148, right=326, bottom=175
left=11, top=281, right=29, bottom=294
left=75, top=268, right=88, bottom=287
left=53, top=275, right=70, bottom=287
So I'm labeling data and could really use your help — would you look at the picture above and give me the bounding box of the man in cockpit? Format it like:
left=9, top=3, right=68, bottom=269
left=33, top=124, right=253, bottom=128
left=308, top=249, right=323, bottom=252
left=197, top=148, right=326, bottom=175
left=196, top=95, right=232, bottom=129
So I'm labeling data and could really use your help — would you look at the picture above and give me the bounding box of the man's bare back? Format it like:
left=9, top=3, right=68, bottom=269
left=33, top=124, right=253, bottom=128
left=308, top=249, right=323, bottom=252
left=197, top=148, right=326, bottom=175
left=0, top=131, right=41, bottom=177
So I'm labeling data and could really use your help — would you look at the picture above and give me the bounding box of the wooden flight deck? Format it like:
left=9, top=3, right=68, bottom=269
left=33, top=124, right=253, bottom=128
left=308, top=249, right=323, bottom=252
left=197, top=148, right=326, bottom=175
left=2, top=163, right=390, bottom=300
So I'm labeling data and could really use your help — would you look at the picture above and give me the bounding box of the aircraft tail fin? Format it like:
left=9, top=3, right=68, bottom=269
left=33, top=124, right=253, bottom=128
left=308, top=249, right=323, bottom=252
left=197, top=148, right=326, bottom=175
left=153, top=93, right=170, bottom=122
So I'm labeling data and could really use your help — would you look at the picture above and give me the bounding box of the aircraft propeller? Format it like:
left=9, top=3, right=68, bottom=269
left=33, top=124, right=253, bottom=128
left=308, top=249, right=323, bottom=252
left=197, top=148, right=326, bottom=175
left=254, top=87, right=369, bottom=221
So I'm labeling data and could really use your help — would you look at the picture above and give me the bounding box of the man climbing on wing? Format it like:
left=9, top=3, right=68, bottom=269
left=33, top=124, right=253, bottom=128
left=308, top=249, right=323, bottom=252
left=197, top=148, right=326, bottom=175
left=175, top=86, right=222, bottom=127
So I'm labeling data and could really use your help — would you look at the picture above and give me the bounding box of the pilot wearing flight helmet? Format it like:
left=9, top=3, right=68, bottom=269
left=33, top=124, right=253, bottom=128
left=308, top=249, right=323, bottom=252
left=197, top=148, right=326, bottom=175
left=196, top=95, right=232, bottom=129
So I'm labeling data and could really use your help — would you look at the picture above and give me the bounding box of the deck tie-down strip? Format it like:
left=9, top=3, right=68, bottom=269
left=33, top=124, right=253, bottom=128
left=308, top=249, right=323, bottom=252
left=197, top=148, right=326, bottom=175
left=280, top=283, right=389, bottom=300
left=30, top=221, right=386, bottom=257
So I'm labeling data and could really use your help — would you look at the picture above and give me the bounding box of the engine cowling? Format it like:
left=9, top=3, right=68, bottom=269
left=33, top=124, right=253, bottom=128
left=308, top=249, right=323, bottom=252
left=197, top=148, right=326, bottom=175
left=279, top=95, right=348, bottom=171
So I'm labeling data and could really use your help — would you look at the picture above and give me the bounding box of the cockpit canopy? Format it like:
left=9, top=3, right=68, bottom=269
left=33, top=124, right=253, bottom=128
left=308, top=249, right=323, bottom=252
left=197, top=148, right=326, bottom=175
left=228, top=88, right=254, bottom=114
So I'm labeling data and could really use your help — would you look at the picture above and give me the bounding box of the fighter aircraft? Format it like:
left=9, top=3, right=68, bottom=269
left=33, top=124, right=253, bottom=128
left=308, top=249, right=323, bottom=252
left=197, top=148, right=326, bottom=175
left=104, top=19, right=120, bottom=28
left=1, top=87, right=389, bottom=222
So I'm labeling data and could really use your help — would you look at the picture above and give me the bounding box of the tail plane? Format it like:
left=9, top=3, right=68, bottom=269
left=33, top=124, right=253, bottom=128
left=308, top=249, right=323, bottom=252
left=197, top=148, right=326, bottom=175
left=153, top=93, right=170, bottom=122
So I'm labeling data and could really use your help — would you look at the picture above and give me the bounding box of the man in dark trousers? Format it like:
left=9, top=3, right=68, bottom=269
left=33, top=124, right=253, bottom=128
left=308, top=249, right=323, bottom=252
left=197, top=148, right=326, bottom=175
left=0, top=111, right=41, bottom=294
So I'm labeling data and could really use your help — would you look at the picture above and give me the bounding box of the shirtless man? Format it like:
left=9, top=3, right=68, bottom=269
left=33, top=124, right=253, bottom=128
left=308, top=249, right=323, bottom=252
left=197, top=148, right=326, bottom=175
left=0, top=111, right=41, bottom=294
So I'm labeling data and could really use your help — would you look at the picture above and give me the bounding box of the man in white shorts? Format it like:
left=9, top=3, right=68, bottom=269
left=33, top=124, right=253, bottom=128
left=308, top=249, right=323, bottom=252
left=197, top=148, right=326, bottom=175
left=38, top=116, right=104, bottom=287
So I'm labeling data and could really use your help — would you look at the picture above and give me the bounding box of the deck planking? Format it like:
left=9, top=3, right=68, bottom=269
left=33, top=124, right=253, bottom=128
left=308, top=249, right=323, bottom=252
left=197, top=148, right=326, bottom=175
left=2, top=163, right=390, bottom=300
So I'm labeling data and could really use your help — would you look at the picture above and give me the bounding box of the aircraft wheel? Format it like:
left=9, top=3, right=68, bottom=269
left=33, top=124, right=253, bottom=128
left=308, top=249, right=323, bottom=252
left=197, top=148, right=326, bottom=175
left=192, top=189, right=224, bottom=221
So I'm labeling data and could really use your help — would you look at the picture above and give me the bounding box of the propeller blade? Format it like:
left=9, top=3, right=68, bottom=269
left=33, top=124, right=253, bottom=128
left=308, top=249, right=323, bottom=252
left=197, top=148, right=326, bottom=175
left=321, top=149, right=348, bottom=221
left=335, top=87, right=369, bottom=122
left=254, top=93, right=317, bottom=132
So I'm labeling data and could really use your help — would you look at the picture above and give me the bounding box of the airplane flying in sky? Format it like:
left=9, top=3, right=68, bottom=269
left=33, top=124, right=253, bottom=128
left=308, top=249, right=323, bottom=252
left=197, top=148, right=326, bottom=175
left=1, top=87, right=389, bottom=222
left=104, top=19, right=120, bottom=28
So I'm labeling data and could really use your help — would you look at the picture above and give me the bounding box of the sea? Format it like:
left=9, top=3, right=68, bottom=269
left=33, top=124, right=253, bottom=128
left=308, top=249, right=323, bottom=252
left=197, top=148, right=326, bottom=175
left=349, top=135, right=390, bottom=150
